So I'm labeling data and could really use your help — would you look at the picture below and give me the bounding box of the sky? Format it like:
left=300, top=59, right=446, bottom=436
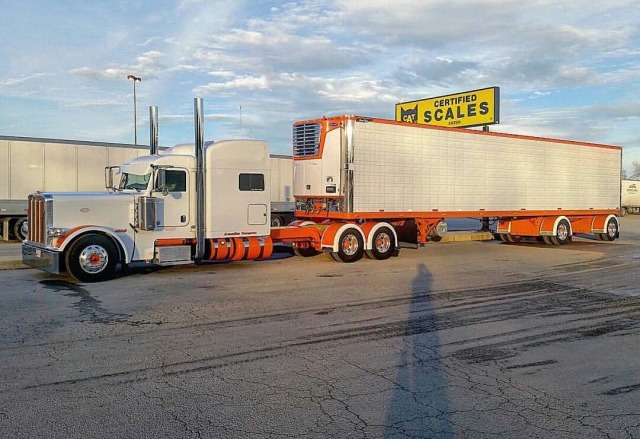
left=1, top=0, right=640, bottom=173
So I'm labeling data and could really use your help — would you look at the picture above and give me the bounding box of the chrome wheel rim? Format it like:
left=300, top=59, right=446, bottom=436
left=341, top=234, right=359, bottom=256
left=557, top=223, right=569, bottom=241
left=375, top=232, right=391, bottom=253
left=79, top=245, right=109, bottom=273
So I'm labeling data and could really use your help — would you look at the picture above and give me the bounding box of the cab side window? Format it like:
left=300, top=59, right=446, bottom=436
left=239, top=173, right=264, bottom=191
left=165, top=170, right=187, bottom=192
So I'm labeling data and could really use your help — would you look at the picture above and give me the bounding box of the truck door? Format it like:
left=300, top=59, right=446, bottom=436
left=157, top=169, right=190, bottom=228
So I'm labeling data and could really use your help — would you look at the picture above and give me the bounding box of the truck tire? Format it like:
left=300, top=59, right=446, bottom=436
left=271, top=215, right=283, bottom=227
left=555, top=219, right=571, bottom=245
left=13, top=218, right=27, bottom=241
left=332, top=227, right=364, bottom=263
left=602, top=218, right=619, bottom=241
left=65, top=234, right=119, bottom=282
left=293, top=245, right=321, bottom=257
left=365, top=226, right=395, bottom=260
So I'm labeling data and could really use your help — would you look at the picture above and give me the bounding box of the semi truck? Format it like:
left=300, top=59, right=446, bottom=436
left=22, top=99, right=621, bottom=282
left=621, top=179, right=640, bottom=216
left=0, top=136, right=293, bottom=241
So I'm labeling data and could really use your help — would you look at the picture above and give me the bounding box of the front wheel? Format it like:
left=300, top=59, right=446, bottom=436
left=65, top=234, right=119, bottom=282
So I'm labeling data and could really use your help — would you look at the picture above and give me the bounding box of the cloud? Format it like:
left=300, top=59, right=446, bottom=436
left=0, top=73, right=48, bottom=86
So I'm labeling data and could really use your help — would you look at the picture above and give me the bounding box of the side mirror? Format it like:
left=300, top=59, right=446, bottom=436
left=154, top=168, right=169, bottom=196
left=105, top=166, right=118, bottom=190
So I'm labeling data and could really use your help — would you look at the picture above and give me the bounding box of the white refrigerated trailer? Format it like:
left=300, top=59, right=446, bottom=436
left=292, top=115, right=621, bottom=246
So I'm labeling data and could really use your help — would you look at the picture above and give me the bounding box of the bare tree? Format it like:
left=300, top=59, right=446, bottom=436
left=630, top=160, right=640, bottom=180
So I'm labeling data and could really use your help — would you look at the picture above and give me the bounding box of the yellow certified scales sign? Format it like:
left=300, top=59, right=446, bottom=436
left=396, top=86, right=500, bottom=128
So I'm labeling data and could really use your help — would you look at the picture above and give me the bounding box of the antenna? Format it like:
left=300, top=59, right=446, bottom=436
left=239, top=105, right=243, bottom=137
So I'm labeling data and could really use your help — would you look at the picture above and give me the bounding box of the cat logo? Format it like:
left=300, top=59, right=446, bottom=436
left=627, top=184, right=638, bottom=193
left=399, top=104, right=418, bottom=123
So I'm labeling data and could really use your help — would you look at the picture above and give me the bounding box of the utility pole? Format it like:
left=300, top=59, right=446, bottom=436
left=126, top=74, right=142, bottom=145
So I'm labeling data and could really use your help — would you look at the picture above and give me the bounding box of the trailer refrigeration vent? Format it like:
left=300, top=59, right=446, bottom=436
left=292, top=123, right=321, bottom=157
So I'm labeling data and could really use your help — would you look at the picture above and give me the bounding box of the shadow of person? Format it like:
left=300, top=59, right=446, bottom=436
left=383, top=263, right=455, bottom=438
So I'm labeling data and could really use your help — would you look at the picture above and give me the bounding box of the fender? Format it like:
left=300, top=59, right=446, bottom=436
left=54, top=226, right=133, bottom=263
left=320, top=223, right=365, bottom=252
left=592, top=214, right=619, bottom=234
left=541, top=215, right=572, bottom=236
left=359, top=222, right=398, bottom=251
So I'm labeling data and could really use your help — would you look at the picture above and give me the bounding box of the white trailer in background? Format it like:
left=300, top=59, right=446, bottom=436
left=269, top=154, right=295, bottom=226
left=0, top=136, right=150, bottom=241
left=0, top=136, right=294, bottom=241
left=621, top=179, right=640, bottom=215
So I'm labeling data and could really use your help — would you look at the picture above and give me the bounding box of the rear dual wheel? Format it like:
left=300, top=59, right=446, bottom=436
left=365, top=226, right=395, bottom=260
left=331, top=227, right=364, bottom=263
left=595, top=218, right=619, bottom=241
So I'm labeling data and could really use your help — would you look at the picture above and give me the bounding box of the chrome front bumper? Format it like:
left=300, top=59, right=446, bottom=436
left=22, top=243, right=61, bottom=274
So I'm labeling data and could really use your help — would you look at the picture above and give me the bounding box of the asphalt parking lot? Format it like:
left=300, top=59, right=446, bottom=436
left=1, top=218, right=640, bottom=438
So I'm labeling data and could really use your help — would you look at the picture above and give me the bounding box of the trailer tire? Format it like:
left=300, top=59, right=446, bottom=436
left=271, top=215, right=284, bottom=227
left=333, top=227, right=364, bottom=263
left=365, top=226, right=395, bottom=260
left=66, top=234, right=119, bottom=283
left=555, top=219, right=571, bottom=245
left=13, top=218, right=27, bottom=241
left=603, top=218, right=619, bottom=241
left=293, top=245, right=321, bottom=257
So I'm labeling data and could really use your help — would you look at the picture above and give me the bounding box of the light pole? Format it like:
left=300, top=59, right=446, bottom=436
left=127, top=74, right=141, bottom=145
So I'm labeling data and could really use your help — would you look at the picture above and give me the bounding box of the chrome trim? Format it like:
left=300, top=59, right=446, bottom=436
left=194, top=97, right=206, bottom=261
left=149, top=106, right=159, bottom=154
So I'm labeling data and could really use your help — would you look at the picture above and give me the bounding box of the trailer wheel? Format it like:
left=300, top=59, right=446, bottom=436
left=365, top=226, right=395, bottom=260
left=333, top=227, right=364, bottom=263
left=555, top=219, right=571, bottom=245
left=12, top=218, right=27, bottom=241
left=271, top=215, right=283, bottom=227
left=66, top=234, right=119, bottom=282
left=293, top=244, right=321, bottom=257
left=603, top=218, right=619, bottom=241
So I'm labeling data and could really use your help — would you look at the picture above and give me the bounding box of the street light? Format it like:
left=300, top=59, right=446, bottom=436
left=127, top=74, right=142, bottom=145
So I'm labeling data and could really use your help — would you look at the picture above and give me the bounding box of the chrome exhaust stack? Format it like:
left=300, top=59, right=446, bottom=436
left=194, top=97, right=206, bottom=262
left=149, top=106, right=159, bottom=155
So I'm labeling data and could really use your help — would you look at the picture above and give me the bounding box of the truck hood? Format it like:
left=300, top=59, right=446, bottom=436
left=47, top=191, right=136, bottom=231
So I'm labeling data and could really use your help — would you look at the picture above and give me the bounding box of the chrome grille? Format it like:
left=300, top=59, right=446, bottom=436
left=27, top=194, right=52, bottom=244
left=292, top=123, right=321, bottom=157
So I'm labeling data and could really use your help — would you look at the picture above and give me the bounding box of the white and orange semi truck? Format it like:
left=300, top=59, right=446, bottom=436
left=22, top=100, right=621, bottom=282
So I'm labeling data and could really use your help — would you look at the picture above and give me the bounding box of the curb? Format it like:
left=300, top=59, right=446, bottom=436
left=0, top=261, right=27, bottom=270
left=440, top=231, right=495, bottom=243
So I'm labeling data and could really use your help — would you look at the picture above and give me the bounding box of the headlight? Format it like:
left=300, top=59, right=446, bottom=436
left=47, top=227, right=69, bottom=237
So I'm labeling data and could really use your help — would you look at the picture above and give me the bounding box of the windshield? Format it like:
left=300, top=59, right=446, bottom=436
left=119, top=172, right=151, bottom=191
